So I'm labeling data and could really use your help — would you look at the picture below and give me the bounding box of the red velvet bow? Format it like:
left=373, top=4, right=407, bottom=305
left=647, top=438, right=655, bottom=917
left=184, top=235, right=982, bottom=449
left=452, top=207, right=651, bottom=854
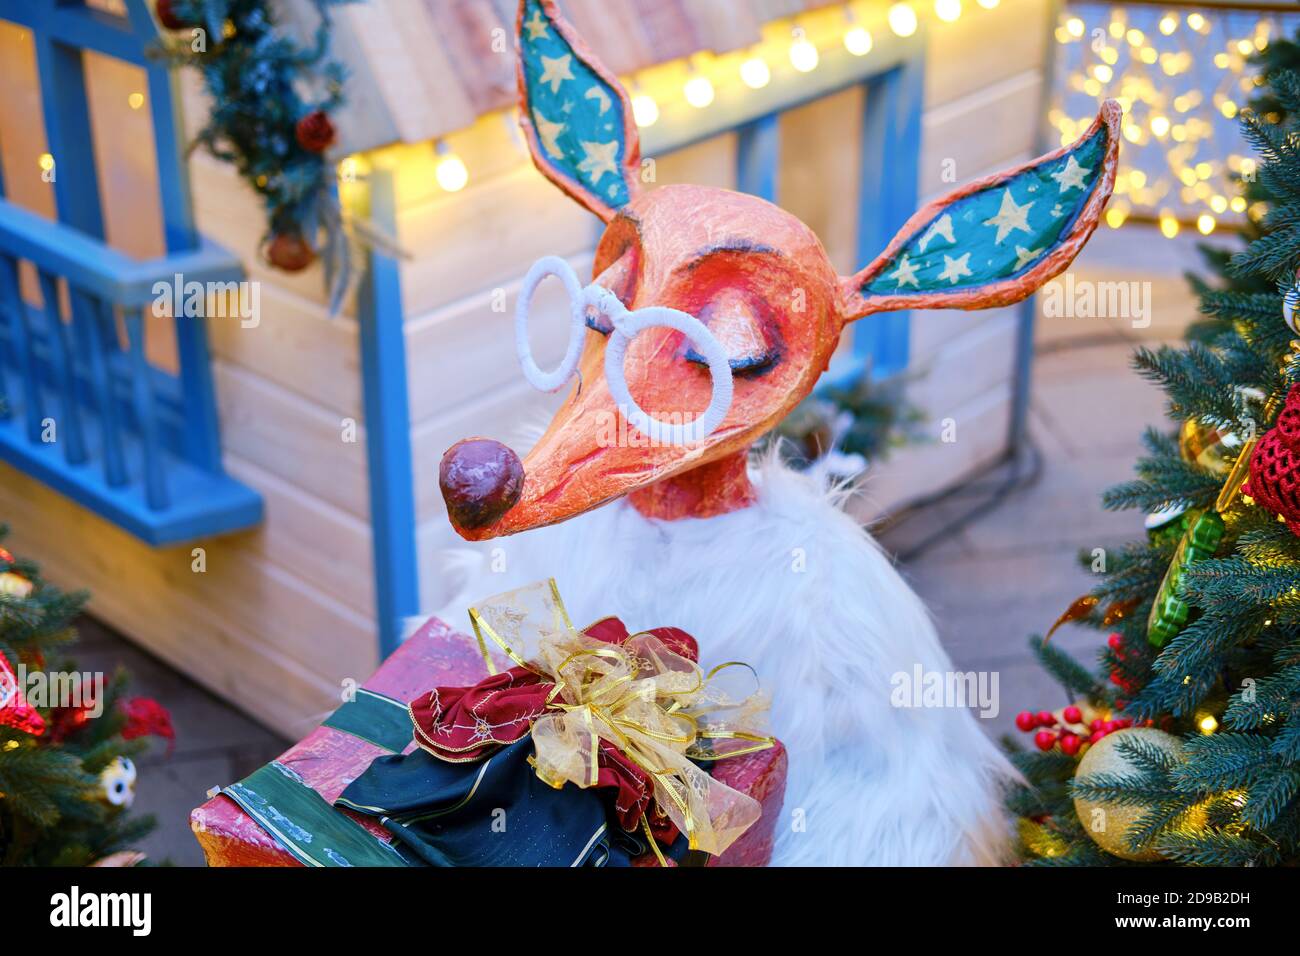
left=410, top=617, right=698, bottom=842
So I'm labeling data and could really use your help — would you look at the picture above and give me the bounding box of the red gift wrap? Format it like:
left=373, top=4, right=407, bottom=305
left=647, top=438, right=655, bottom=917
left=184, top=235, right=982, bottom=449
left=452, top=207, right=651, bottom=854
left=191, top=615, right=786, bottom=867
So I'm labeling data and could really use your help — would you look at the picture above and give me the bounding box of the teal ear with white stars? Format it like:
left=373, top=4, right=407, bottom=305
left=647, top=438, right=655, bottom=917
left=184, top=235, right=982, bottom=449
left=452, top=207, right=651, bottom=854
left=838, top=100, right=1122, bottom=321
left=516, top=0, right=640, bottom=222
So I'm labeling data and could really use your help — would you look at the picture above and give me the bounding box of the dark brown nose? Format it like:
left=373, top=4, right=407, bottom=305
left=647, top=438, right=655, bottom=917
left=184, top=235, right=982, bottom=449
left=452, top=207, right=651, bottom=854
left=439, top=438, right=525, bottom=531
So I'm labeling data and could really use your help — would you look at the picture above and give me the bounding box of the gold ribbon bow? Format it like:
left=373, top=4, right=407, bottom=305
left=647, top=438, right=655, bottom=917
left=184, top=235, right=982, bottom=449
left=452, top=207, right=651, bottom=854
left=468, top=580, right=774, bottom=860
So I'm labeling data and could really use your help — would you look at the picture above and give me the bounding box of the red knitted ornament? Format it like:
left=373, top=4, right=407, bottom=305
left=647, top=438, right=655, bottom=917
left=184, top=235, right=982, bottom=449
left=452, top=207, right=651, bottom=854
left=1244, top=385, right=1300, bottom=534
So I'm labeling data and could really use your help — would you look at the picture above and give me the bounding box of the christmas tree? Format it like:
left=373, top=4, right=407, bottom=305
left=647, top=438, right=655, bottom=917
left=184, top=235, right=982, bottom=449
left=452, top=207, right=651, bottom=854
left=1006, top=57, right=1300, bottom=867
left=0, top=529, right=167, bottom=866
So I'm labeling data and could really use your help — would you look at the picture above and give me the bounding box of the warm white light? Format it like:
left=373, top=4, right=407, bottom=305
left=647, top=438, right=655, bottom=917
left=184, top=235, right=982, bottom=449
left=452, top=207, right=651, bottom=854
left=128, top=92, right=145, bottom=110
left=1065, top=17, right=1084, bottom=38
left=684, top=74, right=715, bottom=108
left=1150, top=115, right=1170, bottom=136
left=1159, top=211, right=1179, bottom=238
left=977, top=0, right=999, bottom=8
left=889, top=3, right=918, bottom=37
left=740, top=57, right=771, bottom=89
left=1159, top=13, right=1178, bottom=35
left=844, top=26, right=873, bottom=57
left=1198, top=713, right=1219, bottom=734
left=38, top=152, right=54, bottom=172
left=632, top=93, right=659, bottom=127
left=435, top=153, right=469, bottom=192
left=935, top=0, right=961, bottom=23
left=1197, top=214, right=1216, bottom=235
left=789, top=36, right=819, bottom=72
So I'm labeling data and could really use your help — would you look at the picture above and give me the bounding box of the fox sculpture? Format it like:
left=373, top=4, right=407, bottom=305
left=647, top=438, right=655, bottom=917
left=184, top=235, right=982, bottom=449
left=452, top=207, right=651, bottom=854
left=437, top=0, right=1120, bottom=865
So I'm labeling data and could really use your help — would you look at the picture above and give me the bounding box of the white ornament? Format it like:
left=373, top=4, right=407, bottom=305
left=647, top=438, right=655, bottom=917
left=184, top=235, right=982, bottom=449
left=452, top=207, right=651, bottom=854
left=100, top=756, right=137, bottom=808
left=1283, top=281, right=1300, bottom=336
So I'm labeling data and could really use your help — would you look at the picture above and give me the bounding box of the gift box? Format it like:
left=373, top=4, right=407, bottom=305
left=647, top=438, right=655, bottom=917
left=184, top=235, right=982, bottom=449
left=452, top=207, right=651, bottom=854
left=191, top=614, right=786, bottom=867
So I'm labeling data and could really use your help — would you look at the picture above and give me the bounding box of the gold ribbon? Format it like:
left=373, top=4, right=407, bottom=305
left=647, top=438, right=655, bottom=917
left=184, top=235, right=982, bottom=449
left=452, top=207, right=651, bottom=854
left=467, top=580, right=774, bottom=859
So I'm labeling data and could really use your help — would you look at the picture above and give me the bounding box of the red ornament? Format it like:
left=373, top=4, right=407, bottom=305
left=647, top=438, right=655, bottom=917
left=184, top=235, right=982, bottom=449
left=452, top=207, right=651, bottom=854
left=1107, top=633, right=1124, bottom=652
left=1063, top=705, right=1083, bottom=724
left=1060, top=733, right=1082, bottom=756
left=1036, top=710, right=1056, bottom=727
left=1244, top=385, right=1300, bottom=533
left=1015, top=710, right=1037, bottom=732
left=1088, top=730, right=1105, bottom=744
left=46, top=688, right=100, bottom=744
left=295, top=110, right=337, bottom=153
left=121, top=697, right=176, bottom=754
left=0, top=650, right=44, bottom=736
left=265, top=233, right=316, bottom=272
left=0, top=546, right=13, bottom=563
left=1034, top=730, right=1057, bottom=751
left=155, top=0, right=192, bottom=30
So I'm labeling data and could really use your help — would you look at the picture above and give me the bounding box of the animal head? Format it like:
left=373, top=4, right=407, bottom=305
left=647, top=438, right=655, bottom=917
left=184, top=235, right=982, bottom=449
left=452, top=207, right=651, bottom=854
left=440, top=0, right=1120, bottom=541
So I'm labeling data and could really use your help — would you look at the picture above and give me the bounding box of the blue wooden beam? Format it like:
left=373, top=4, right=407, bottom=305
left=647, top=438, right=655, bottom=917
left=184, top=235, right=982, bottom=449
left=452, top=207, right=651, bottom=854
left=357, top=168, right=420, bottom=658
left=0, top=1, right=147, bottom=65
left=853, top=48, right=925, bottom=381
left=0, top=199, right=242, bottom=305
left=34, top=34, right=106, bottom=240
left=735, top=114, right=780, bottom=202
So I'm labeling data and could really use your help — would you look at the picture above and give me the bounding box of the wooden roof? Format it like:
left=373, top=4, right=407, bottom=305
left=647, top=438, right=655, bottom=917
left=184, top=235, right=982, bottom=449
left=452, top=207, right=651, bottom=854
left=299, top=0, right=845, bottom=152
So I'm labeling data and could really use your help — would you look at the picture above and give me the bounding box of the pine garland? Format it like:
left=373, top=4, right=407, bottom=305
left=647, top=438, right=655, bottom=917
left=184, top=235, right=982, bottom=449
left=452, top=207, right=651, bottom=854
left=150, top=0, right=361, bottom=312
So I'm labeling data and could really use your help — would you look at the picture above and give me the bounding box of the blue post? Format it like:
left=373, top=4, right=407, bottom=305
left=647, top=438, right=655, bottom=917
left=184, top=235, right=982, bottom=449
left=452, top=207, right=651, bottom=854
left=855, top=49, right=925, bottom=380
left=357, top=168, right=420, bottom=658
left=736, top=114, right=780, bottom=202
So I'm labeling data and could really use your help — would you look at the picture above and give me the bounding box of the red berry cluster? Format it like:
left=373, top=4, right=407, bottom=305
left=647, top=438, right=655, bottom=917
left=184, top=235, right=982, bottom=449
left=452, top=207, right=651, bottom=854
left=1106, top=633, right=1137, bottom=693
left=1015, top=702, right=1139, bottom=757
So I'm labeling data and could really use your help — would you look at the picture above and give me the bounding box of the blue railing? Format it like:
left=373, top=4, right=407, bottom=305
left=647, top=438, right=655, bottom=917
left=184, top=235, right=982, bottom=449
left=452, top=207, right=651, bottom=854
left=0, top=198, right=262, bottom=545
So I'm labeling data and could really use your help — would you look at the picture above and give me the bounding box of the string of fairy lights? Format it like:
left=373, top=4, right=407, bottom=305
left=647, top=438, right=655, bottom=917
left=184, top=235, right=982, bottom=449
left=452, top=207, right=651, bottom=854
left=1053, top=2, right=1300, bottom=237
left=365, top=0, right=1003, bottom=197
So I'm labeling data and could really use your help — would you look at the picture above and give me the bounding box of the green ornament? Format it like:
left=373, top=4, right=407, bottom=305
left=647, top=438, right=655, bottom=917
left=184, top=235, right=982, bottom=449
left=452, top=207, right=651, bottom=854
left=1146, top=509, right=1224, bottom=647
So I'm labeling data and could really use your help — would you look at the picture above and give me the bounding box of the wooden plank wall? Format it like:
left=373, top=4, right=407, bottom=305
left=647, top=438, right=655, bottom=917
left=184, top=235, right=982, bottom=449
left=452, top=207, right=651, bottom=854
left=0, top=64, right=378, bottom=738
left=404, top=0, right=1053, bottom=608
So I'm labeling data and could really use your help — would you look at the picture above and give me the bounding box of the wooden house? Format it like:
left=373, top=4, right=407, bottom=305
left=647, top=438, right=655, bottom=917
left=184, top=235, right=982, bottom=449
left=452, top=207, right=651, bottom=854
left=0, top=0, right=1054, bottom=736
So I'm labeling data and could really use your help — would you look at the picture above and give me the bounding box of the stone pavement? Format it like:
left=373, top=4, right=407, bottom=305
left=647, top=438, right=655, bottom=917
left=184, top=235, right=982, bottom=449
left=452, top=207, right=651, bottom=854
left=77, top=224, right=1208, bottom=863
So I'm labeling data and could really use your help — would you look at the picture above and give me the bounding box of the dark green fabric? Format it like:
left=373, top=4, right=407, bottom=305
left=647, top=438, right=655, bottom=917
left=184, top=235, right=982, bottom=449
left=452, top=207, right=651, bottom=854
left=322, top=687, right=411, bottom=751
left=224, top=762, right=411, bottom=867
left=337, top=737, right=687, bottom=867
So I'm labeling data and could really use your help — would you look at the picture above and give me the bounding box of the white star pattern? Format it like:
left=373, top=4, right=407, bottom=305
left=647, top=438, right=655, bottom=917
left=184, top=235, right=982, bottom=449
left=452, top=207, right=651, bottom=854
left=524, top=7, right=550, bottom=41
left=584, top=86, right=611, bottom=115
left=983, top=189, right=1034, bottom=244
left=1013, top=245, right=1044, bottom=270
left=916, top=214, right=955, bottom=253
left=1050, top=155, right=1091, bottom=193
left=539, top=53, right=574, bottom=94
left=578, top=139, right=620, bottom=183
left=533, top=110, right=566, bottom=159
left=889, top=254, right=921, bottom=288
left=937, top=252, right=973, bottom=285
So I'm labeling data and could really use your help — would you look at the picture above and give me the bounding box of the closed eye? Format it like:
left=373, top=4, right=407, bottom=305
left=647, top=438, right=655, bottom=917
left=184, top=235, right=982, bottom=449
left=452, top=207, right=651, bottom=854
left=683, top=346, right=778, bottom=376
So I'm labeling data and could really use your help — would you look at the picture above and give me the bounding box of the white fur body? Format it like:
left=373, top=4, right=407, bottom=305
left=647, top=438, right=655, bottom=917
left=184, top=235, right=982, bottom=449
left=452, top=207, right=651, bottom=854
left=435, top=459, right=1014, bottom=865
